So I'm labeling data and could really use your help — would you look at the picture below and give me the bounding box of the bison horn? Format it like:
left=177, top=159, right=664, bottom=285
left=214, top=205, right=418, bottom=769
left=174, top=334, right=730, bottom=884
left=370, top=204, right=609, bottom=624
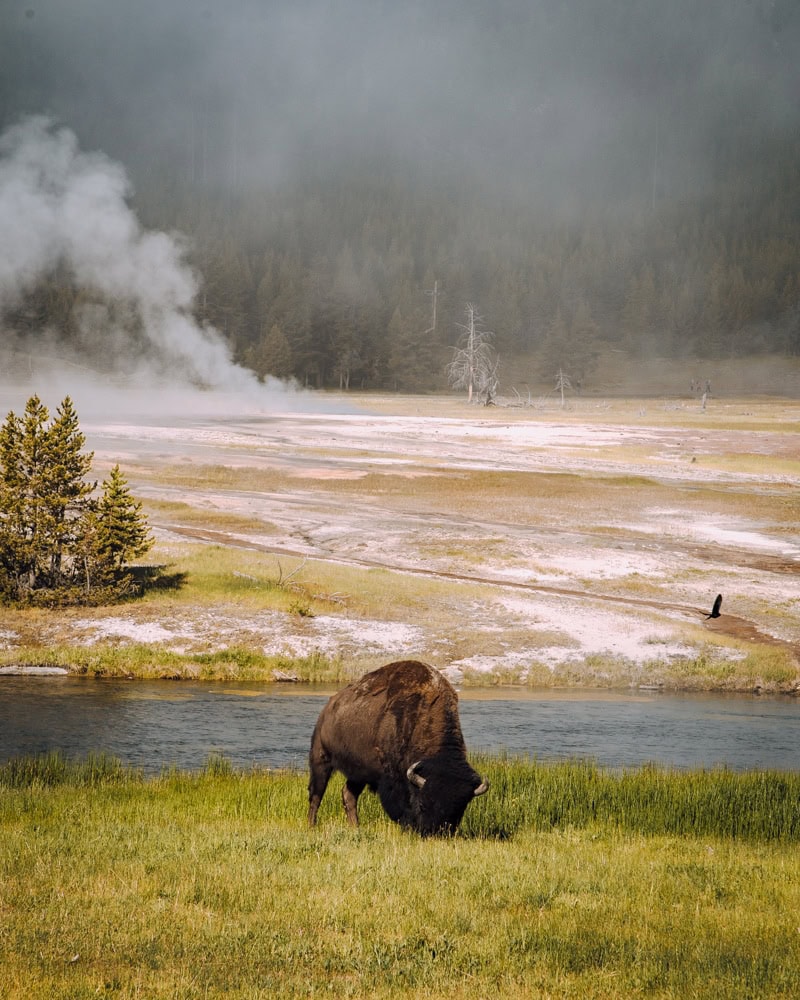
left=406, top=761, right=426, bottom=788
left=473, top=778, right=489, bottom=797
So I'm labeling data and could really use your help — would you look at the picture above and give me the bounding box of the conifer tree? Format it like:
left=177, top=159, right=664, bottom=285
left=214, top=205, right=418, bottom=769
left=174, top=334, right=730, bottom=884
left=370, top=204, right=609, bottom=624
left=42, top=397, right=95, bottom=584
left=0, top=395, right=93, bottom=594
left=0, top=402, right=28, bottom=597
left=247, top=323, right=293, bottom=380
left=93, top=464, right=153, bottom=575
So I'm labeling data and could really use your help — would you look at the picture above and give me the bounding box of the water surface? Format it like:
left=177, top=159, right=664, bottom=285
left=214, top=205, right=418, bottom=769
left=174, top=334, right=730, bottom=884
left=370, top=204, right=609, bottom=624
left=1, top=677, right=798, bottom=774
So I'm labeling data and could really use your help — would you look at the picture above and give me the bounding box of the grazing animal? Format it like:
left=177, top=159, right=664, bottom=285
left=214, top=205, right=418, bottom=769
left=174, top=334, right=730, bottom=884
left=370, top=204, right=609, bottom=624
left=705, top=594, right=723, bottom=619
left=308, top=659, right=488, bottom=836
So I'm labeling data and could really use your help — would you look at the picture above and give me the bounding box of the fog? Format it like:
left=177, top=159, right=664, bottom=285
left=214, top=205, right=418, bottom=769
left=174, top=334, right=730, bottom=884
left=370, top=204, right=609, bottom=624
left=5, top=0, right=797, bottom=205
left=1, top=0, right=798, bottom=398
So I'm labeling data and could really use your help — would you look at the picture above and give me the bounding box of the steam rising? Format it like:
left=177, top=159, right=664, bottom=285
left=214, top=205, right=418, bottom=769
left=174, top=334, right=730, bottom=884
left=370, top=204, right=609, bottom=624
left=0, top=116, right=263, bottom=395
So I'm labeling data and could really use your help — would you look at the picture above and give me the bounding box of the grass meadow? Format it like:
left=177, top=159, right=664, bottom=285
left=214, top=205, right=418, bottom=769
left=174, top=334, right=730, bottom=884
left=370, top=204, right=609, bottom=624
left=2, top=753, right=799, bottom=999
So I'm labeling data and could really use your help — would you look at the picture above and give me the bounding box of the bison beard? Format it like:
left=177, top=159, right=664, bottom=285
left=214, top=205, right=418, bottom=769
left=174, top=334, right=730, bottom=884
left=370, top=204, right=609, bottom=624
left=308, top=660, right=488, bottom=836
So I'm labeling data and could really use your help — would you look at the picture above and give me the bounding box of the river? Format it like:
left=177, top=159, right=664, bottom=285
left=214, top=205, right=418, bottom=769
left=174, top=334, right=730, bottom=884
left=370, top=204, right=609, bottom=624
left=2, top=676, right=798, bottom=774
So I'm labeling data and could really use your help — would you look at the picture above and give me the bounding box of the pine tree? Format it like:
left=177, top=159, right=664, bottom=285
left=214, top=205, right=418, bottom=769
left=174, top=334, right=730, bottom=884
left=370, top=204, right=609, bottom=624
left=0, top=403, right=28, bottom=597
left=621, top=265, right=658, bottom=356
left=538, top=307, right=570, bottom=380
left=247, top=323, right=294, bottom=380
left=42, top=397, right=95, bottom=585
left=93, top=464, right=153, bottom=575
left=386, top=305, right=442, bottom=391
left=0, top=395, right=93, bottom=596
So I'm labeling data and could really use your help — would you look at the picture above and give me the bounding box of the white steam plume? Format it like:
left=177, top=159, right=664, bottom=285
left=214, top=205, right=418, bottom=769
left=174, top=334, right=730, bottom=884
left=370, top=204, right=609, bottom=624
left=0, top=116, right=258, bottom=392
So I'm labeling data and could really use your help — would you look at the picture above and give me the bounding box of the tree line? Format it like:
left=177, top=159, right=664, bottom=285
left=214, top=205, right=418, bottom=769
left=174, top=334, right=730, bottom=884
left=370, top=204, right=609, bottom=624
left=189, top=151, right=800, bottom=390
left=7, top=145, right=799, bottom=395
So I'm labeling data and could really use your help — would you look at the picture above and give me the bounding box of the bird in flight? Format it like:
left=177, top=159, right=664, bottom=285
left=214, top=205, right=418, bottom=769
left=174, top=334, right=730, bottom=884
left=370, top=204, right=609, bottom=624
left=705, top=594, right=722, bottom=619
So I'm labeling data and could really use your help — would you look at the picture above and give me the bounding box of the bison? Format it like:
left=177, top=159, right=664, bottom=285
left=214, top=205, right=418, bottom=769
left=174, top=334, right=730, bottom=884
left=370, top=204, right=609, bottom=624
left=308, top=659, right=488, bottom=835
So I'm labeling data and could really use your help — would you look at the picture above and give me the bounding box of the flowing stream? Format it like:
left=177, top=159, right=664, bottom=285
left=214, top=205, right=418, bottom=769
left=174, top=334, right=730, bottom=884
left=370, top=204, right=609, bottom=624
left=2, top=677, right=798, bottom=774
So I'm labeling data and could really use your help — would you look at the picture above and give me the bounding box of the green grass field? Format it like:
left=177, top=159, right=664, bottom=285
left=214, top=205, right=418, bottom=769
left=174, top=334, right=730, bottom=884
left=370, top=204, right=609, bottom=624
left=2, top=754, right=799, bottom=998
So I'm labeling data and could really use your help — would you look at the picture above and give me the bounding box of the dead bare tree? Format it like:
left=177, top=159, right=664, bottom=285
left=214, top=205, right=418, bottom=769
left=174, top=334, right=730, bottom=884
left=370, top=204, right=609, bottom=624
left=555, top=367, right=572, bottom=408
left=447, top=303, right=498, bottom=404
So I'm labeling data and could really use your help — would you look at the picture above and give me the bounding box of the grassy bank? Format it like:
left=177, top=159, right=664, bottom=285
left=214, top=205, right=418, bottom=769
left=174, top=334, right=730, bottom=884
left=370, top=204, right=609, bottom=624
left=0, top=641, right=356, bottom=683
left=3, top=638, right=799, bottom=694
left=3, top=636, right=799, bottom=693
left=2, top=755, right=799, bottom=998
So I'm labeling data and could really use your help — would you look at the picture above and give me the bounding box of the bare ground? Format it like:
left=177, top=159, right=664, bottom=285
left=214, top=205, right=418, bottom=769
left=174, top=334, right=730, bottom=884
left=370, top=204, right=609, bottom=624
left=2, top=387, right=799, bottom=688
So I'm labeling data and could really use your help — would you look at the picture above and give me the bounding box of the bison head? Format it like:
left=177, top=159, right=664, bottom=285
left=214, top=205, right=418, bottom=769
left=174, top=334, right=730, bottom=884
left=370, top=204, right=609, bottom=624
left=404, top=756, right=489, bottom=836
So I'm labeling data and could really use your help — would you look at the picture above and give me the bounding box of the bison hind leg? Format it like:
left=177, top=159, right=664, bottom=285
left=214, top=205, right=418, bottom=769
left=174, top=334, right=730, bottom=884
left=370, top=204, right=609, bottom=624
left=342, top=780, right=365, bottom=826
left=308, top=757, right=333, bottom=827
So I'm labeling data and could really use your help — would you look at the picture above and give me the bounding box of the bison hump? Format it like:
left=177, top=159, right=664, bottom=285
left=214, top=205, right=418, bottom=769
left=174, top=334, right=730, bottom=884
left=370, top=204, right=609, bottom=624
left=379, top=660, right=452, bottom=698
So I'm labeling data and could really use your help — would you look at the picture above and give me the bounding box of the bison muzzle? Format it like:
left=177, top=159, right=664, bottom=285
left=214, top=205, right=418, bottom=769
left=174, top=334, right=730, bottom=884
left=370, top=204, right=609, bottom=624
left=308, top=659, right=488, bottom=835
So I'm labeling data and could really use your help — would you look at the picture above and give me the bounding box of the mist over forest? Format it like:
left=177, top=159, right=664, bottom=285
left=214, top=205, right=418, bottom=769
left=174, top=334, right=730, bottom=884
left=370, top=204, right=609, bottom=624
left=1, top=0, right=799, bottom=393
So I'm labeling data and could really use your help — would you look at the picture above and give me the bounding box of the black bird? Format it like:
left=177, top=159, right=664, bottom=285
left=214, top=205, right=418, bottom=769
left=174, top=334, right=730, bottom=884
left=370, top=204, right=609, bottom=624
left=705, top=594, right=722, bottom=619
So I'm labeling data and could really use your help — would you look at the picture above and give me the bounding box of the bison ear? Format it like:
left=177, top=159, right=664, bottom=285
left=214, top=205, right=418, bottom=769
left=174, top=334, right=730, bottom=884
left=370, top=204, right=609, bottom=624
left=406, top=761, right=426, bottom=789
left=473, top=778, right=489, bottom=797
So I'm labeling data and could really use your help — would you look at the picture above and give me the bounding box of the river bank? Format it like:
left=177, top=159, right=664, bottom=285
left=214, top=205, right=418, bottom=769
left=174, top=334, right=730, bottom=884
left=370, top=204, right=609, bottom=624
left=2, top=635, right=799, bottom=693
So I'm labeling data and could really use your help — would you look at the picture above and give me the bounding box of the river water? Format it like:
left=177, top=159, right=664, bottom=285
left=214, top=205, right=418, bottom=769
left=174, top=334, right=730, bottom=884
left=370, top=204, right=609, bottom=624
left=1, top=676, right=798, bottom=774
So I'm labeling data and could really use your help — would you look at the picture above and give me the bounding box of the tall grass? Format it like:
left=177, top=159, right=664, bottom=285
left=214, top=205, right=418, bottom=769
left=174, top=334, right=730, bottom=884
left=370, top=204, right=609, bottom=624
left=465, top=756, right=800, bottom=842
left=0, top=641, right=352, bottom=681
left=4, top=753, right=798, bottom=843
left=0, top=750, right=140, bottom=788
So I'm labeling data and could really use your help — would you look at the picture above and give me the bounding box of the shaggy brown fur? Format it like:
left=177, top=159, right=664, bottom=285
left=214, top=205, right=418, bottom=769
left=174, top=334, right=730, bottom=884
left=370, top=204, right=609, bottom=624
left=308, top=660, right=488, bottom=835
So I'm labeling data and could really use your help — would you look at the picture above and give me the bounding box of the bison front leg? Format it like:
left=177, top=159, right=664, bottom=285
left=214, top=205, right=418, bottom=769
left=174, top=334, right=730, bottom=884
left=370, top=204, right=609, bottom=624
left=342, top=780, right=365, bottom=826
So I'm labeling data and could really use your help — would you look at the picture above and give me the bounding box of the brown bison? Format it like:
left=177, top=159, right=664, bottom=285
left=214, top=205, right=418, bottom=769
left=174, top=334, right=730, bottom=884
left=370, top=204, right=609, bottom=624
left=308, top=659, right=488, bottom=835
